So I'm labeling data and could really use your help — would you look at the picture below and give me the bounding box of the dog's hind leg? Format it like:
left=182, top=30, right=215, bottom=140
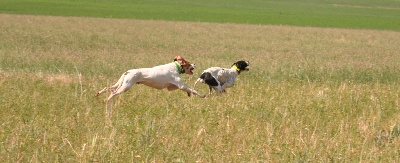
left=105, top=82, right=134, bottom=102
left=95, top=87, right=109, bottom=97
left=104, top=72, right=138, bottom=102
left=208, top=86, right=213, bottom=95
left=94, top=72, right=127, bottom=97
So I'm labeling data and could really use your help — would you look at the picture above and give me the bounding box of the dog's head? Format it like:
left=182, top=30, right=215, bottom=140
left=174, top=56, right=196, bottom=75
left=232, top=61, right=250, bottom=73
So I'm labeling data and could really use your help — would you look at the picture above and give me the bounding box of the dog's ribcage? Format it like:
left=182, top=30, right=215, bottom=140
left=203, top=67, right=238, bottom=85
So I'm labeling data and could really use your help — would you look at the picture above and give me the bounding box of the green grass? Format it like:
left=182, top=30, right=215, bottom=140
left=0, top=0, right=400, bottom=31
left=1, top=14, right=400, bottom=162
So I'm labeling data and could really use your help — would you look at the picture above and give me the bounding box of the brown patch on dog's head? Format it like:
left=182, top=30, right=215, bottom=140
left=174, top=56, right=195, bottom=75
left=174, top=56, right=189, bottom=66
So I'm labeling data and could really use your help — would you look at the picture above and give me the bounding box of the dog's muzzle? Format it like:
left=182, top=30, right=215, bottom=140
left=189, top=64, right=196, bottom=74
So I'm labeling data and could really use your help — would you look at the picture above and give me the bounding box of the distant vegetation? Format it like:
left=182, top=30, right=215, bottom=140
left=0, top=0, right=399, bottom=31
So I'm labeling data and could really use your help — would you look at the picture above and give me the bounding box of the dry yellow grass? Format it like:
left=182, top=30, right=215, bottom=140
left=1, top=14, right=400, bottom=162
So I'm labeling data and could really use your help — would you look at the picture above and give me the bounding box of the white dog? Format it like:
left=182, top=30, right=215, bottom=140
left=95, top=56, right=205, bottom=102
left=194, top=61, right=250, bottom=95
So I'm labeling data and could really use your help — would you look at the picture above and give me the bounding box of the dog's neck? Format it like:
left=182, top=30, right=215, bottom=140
left=231, top=65, right=241, bottom=74
left=173, top=61, right=184, bottom=74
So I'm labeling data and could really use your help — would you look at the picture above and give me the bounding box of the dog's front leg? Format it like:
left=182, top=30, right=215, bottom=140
left=213, top=85, right=224, bottom=95
left=179, top=84, right=205, bottom=98
left=220, top=79, right=234, bottom=93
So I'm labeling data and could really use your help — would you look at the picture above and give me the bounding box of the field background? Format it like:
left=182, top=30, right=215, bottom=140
left=0, top=0, right=400, bottom=31
left=1, top=0, right=400, bottom=162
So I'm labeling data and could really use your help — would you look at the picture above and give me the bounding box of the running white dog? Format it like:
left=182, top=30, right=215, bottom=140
left=95, top=56, right=205, bottom=102
left=194, top=61, right=250, bottom=95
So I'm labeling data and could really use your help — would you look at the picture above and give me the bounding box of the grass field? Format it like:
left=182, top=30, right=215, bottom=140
left=1, top=13, right=400, bottom=162
left=1, top=0, right=400, bottom=161
left=1, top=0, right=400, bottom=31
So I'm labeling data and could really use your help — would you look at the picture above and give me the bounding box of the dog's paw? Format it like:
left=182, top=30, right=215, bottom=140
left=187, top=92, right=191, bottom=97
left=94, top=92, right=100, bottom=97
left=198, top=94, right=206, bottom=98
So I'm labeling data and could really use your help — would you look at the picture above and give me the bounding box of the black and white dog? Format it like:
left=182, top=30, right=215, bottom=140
left=194, top=61, right=250, bottom=95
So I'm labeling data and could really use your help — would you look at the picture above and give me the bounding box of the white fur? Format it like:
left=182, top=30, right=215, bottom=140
left=194, top=67, right=239, bottom=95
left=95, top=61, right=205, bottom=103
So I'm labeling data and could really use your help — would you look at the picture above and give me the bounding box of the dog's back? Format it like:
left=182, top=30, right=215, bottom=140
left=202, top=67, right=237, bottom=85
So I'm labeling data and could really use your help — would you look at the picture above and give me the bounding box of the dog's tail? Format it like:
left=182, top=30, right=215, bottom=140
left=193, top=78, right=203, bottom=89
left=193, top=73, right=206, bottom=89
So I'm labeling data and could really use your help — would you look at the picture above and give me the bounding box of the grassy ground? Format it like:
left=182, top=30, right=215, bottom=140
left=1, top=14, right=400, bottom=162
left=1, top=0, right=400, bottom=31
